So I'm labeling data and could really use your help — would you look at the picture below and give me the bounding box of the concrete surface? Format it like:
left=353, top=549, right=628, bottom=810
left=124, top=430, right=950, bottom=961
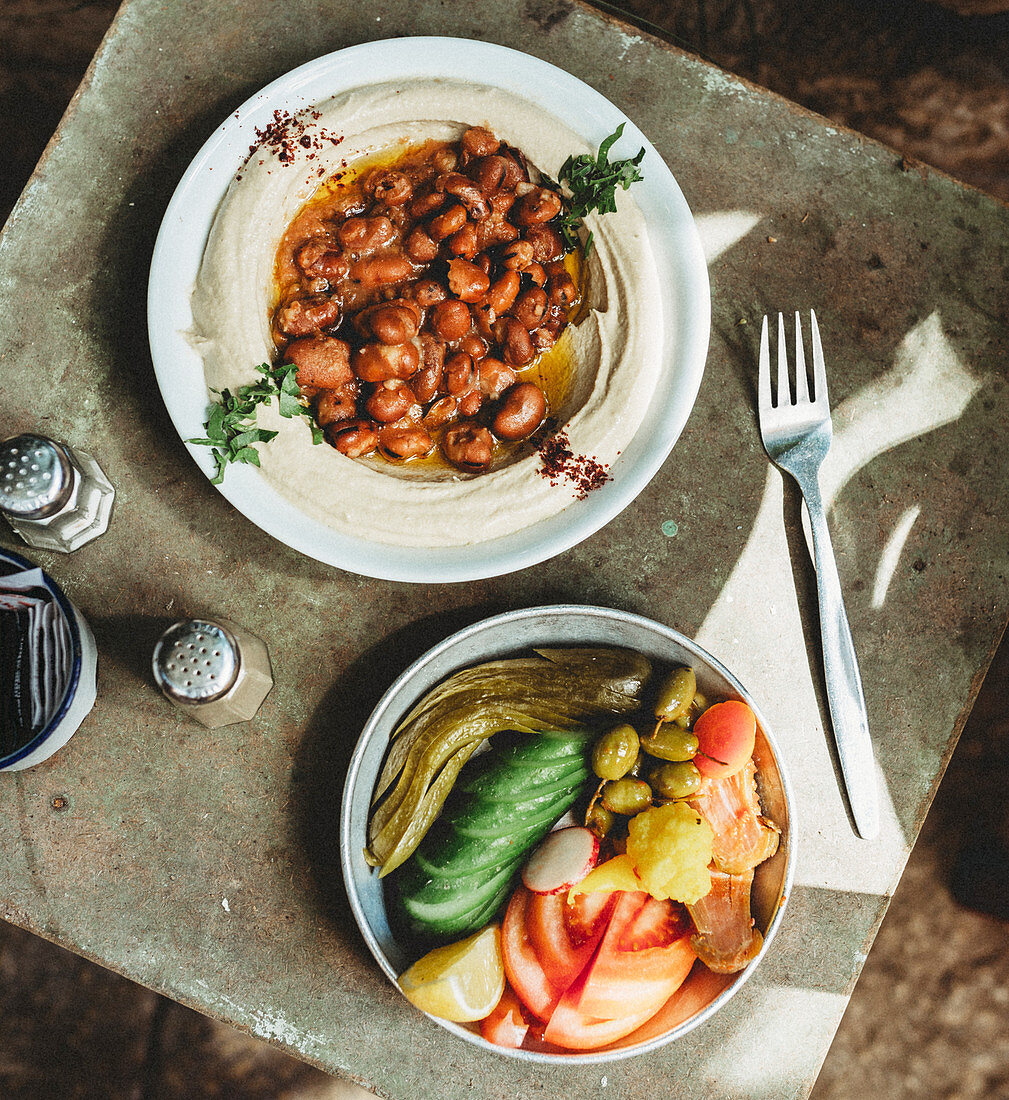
left=1, top=1, right=1007, bottom=1097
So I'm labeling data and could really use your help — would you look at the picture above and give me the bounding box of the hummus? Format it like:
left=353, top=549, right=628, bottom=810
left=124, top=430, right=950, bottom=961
left=190, top=80, right=663, bottom=548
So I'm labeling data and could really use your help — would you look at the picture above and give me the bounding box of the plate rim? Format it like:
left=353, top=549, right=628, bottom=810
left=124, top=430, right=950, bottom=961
left=147, top=36, right=711, bottom=582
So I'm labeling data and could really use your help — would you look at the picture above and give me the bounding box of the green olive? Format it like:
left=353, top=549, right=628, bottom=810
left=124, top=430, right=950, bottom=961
left=653, top=666, right=697, bottom=722
left=627, top=748, right=648, bottom=778
left=674, top=690, right=709, bottom=729
left=640, top=725, right=699, bottom=762
left=592, top=723, right=640, bottom=781
left=600, top=777, right=653, bottom=816
left=585, top=801, right=617, bottom=838
left=649, top=760, right=703, bottom=800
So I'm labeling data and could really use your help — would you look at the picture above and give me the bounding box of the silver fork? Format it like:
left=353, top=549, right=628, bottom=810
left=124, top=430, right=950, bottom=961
left=758, top=311, right=878, bottom=840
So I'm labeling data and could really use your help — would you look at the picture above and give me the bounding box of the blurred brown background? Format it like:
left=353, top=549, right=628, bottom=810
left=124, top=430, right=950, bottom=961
left=1, top=1, right=1007, bottom=1097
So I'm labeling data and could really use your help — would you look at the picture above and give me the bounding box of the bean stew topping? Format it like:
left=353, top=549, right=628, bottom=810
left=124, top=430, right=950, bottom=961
left=272, top=128, right=583, bottom=473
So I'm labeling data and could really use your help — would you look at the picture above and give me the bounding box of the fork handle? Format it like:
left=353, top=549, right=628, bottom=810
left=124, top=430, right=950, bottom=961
left=797, top=474, right=879, bottom=840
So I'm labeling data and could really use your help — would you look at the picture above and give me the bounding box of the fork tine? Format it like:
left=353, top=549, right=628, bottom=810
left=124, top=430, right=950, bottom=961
left=758, top=315, right=772, bottom=412
left=793, top=311, right=810, bottom=404
left=810, top=309, right=828, bottom=405
left=776, top=312, right=790, bottom=407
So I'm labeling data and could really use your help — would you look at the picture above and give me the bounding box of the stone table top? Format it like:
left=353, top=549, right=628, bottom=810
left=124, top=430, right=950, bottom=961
left=1, top=1, right=1006, bottom=1097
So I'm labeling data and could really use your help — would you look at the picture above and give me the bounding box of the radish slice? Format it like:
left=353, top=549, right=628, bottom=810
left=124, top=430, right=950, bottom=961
left=521, top=827, right=600, bottom=895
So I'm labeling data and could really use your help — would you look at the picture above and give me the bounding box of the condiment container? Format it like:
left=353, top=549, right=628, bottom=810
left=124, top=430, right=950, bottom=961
left=0, top=548, right=98, bottom=772
left=0, top=433, right=115, bottom=553
left=152, top=618, right=273, bottom=728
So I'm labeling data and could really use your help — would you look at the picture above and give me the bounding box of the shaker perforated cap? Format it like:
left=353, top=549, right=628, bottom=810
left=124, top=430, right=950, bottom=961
left=152, top=620, right=240, bottom=704
left=0, top=434, right=74, bottom=518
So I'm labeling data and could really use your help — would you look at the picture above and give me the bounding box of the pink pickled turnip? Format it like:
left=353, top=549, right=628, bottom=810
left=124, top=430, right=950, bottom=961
left=521, top=827, right=600, bottom=895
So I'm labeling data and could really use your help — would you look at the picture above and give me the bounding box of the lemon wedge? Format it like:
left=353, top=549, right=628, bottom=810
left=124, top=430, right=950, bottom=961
left=398, top=924, right=505, bottom=1022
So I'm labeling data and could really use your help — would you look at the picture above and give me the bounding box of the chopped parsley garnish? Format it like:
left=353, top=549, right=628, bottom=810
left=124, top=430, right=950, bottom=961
left=557, top=122, right=646, bottom=253
left=188, top=361, right=323, bottom=484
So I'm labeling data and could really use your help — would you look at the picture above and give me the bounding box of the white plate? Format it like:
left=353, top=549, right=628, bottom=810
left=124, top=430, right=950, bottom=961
left=148, top=37, right=710, bottom=583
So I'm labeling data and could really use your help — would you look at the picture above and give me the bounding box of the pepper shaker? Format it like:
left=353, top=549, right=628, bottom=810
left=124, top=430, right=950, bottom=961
left=152, top=618, right=273, bottom=728
left=0, top=433, right=115, bottom=553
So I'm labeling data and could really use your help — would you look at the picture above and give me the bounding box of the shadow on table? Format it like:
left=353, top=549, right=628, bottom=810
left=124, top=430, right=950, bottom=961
left=288, top=599, right=520, bottom=952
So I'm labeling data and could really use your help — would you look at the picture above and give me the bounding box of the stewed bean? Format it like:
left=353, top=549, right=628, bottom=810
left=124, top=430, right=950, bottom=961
left=328, top=419, right=379, bottom=457
left=411, top=279, right=447, bottom=308
left=458, top=333, right=488, bottom=361
left=410, top=190, right=445, bottom=219
left=514, top=187, right=563, bottom=226
left=498, top=155, right=527, bottom=189
left=448, top=223, right=479, bottom=259
left=315, top=385, right=357, bottom=426
left=378, top=424, right=433, bottom=461
left=447, top=258, right=490, bottom=303
left=367, top=303, right=420, bottom=345
left=423, top=395, right=457, bottom=429
left=441, top=423, right=494, bottom=472
left=524, top=262, right=547, bottom=287
left=499, top=239, right=534, bottom=270
left=276, top=296, right=341, bottom=337
left=458, top=388, right=483, bottom=417
left=406, top=227, right=439, bottom=264
left=431, top=147, right=457, bottom=174
left=444, top=352, right=476, bottom=395
left=524, top=224, right=564, bottom=263
left=439, top=173, right=491, bottom=221
left=284, top=335, right=352, bottom=389
left=428, top=204, right=468, bottom=241
left=468, top=155, right=507, bottom=193
left=295, top=240, right=349, bottom=281
left=338, top=216, right=394, bottom=253
left=492, top=381, right=546, bottom=441
left=512, top=286, right=548, bottom=329
left=499, top=318, right=535, bottom=366
left=428, top=299, right=471, bottom=341
left=352, top=342, right=419, bottom=382
left=548, top=270, right=578, bottom=309
left=365, top=381, right=416, bottom=423
left=349, top=254, right=414, bottom=289
left=485, top=271, right=521, bottom=315
left=461, top=127, right=500, bottom=158
left=477, top=358, right=516, bottom=399
left=368, top=169, right=412, bottom=206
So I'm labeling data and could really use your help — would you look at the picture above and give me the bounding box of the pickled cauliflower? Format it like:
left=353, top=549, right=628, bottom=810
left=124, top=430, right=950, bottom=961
left=626, top=802, right=713, bottom=904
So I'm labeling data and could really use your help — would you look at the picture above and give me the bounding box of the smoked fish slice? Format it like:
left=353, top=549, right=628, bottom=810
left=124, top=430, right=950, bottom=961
left=687, top=758, right=780, bottom=875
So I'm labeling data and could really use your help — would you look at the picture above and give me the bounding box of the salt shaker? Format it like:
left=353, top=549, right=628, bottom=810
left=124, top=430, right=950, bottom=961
left=0, top=433, right=115, bottom=553
left=152, top=618, right=273, bottom=728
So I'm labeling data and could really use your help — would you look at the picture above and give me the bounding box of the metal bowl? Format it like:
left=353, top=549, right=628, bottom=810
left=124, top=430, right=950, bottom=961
left=341, top=604, right=795, bottom=1062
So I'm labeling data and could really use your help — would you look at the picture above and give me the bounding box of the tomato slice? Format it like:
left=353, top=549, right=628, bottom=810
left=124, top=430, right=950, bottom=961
left=480, top=983, right=530, bottom=1049
left=575, top=891, right=697, bottom=1019
left=525, top=888, right=616, bottom=991
left=542, top=964, right=659, bottom=1051
left=501, top=886, right=556, bottom=1020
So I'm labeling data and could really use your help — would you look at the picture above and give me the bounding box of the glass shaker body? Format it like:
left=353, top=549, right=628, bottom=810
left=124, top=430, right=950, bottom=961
left=0, top=434, right=114, bottom=552
left=152, top=618, right=273, bottom=728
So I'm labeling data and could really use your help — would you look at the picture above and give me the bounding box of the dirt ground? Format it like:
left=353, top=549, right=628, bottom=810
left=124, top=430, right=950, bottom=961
left=1, top=1, right=1007, bottom=1097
